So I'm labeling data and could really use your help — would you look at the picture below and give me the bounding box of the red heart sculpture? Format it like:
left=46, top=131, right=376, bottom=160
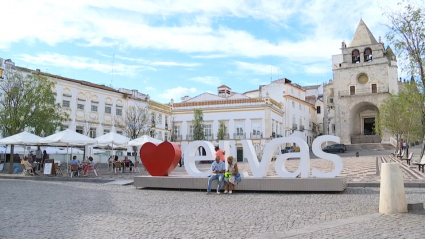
left=140, top=141, right=182, bottom=176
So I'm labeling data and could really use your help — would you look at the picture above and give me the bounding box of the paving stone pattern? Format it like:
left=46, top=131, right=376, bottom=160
left=1, top=179, right=425, bottom=238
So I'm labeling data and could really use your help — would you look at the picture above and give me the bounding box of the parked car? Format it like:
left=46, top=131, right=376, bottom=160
left=281, top=146, right=295, bottom=154
left=322, top=144, right=347, bottom=153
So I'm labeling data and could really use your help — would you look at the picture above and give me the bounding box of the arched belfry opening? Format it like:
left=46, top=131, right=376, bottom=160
left=352, top=49, right=360, bottom=63
left=364, top=47, right=372, bottom=62
left=349, top=102, right=381, bottom=143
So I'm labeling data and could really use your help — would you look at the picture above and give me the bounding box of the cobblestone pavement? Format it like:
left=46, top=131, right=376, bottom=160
left=1, top=179, right=425, bottom=238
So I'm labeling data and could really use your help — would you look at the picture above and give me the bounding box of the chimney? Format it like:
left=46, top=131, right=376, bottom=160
left=379, top=36, right=381, bottom=43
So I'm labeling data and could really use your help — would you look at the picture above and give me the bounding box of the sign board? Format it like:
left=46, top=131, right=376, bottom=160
left=43, top=159, right=56, bottom=175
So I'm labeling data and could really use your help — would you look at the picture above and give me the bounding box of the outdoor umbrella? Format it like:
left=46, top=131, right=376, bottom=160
left=94, top=132, right=130, bottom=148
left=128, top=135, right=163, bottom=147
left=40, top=129, right=98, bottom=168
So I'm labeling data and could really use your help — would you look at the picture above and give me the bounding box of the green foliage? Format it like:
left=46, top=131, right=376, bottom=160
left=384, top=1, right=425, bottom=85
left=192, top=109, right=205, bottom=140
left=0, top=67, right=66, bottom=137
left=217, top=121, right=227, bottom=140
left=376, top=82, right=424, bottom=147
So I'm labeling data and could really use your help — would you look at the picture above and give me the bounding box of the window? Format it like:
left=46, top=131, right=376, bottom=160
left=350, top=86, right=355, bottom=95
left=116, top=131, right=123, bottom=135
left=105, top=106, right=112, bottom=114
left=76, top=126, right=83, bottom=134
left=104, top=130, right=110, bottom=135
left=158, top=114, right=162, bottom=124
left=371, top=84, right=377, bottom=93
left=292, top=102, right=295, bottom=108
left=165, top=116, right=168, bottom=128
left=77, top=103, right=84, bottom=110
left=252, top=122, right=261, bottom=137
left=317, top=106, right=321, bottom=114
left=204, top=124, right=212, bottom=137
left=292, top=116, right=296, bottom=125
left=236, top=123, right=244, bottom=136
left=116, top=107, right=122, bottom=116
left=89, top=128, right=96, bottom=138
left=330, top=98, right=334, bottom=103
left=62, top=100, right=70, bottom=107
left=272, top=121, right=275, bottom=134
left=299, top=118, right=302, bottom=128
left=299, top=104, right=302, bottom=110
left=332, top=124, right=336, bottom=133
left=165, top=132, right=169, bottom=141
left=189, top=125, right=194, bottom=136
left=91, top=105, right=98, bottom=112
left=173, top=125, right=181, bottom=136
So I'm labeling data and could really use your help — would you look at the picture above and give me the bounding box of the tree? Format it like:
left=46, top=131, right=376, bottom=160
left=116, top=103, right=150, bottom=161
left=149, top=111, right=156, bottom=137
left=0, top=63, right=66, bottom=173
left=168, top=115, right=177, bottom=142
left=192, top=109, right=205, bottom=140
left=383, top=1, right=425, bottom=155
left=376, top=82, right=424, bottom=152
left=217, top=121, right=227, bottom=140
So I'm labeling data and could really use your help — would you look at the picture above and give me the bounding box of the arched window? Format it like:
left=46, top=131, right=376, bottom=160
left=352, top=49, right=360, bottom=63
left=364, top=48, right=372, bottom=62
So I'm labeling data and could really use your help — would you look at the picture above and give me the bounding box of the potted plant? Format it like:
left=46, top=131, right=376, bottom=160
left=356, top=151, right=359, bottom=157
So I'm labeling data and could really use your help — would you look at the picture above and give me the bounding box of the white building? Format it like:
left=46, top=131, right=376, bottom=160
left=172, top=80, right=317, bottom=161
left=0, top=58, right=172, bottom=141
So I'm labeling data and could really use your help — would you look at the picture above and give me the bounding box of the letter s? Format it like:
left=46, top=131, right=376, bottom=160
left=311, top=135, right=343, bottom=178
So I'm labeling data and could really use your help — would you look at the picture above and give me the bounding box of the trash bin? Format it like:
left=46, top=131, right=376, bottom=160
left=13, top=164, right=20, bottom=174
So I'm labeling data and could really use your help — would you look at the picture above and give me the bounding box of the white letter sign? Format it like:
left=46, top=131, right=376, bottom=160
left=183, top=141, right=215, bottom=178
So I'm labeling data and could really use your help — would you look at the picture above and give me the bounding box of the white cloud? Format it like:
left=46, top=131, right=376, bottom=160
left=159, top=86, right=197, bottom=101
left=189, top=76, right=221, bottom=86
left=145, top=86, right=156, bottom=91
left=17, top=53, right=156, bottom=76
left=113, top=55, right=200, bottom=67
left=0, top=0, right=400, bottom=63
left=234, top=62, right=274, bottom=75
left=303, top=63, right=331, bottom=75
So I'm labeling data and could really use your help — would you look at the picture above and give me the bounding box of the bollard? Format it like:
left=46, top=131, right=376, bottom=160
left=379, top=163, right=407, bottom=214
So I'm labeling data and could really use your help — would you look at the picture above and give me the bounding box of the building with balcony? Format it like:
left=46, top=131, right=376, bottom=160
left=0, top=58, right=171, bottom=141
left=172, top=80, right=317, bottom=162
left=324, top=20, right=399, bottom=144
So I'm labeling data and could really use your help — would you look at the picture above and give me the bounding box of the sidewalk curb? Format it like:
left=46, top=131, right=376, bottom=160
left=0, top=175, right=115, bottom=184
left=348, top=182, right=425, bottom=188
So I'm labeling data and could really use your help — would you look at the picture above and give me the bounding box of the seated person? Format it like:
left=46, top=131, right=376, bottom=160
left=70, top=156, right=79, bottom=165
left=113, top=156, right=120, bottom=169
left=223, top=156, right=241, bottom=194
left=83, top=157, right=95, bottom=176
left=207, top=155, right=225, bottom=194
left=123, top=156, right=134, bottom=171
left=21, top=157, right=38, bottom=175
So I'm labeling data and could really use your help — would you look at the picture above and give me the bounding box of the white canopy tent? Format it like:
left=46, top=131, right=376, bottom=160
left=0, top=131, right=43, bottom=145
left=94, top=132, right=130, bottom=148
left=128, top=135, right=163, bottom=147
left=40, top=129, right=98, bottom=168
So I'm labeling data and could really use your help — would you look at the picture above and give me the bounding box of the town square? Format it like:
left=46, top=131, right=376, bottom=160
left=1, top=0, right=425, bottom=238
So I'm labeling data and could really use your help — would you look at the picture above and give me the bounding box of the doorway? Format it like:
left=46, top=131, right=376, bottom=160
left=237, top=147, right=243, bottom=162
left=364, top=117, right=375, bottom=135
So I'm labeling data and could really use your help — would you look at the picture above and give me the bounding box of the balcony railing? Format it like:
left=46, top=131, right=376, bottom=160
left=233, top=133, right=246, bottom=139
left=338, top=87, right=388, bottom=97
left=205, top=134, right=214, bottom=140
left=250, top=133, right=263, bottom=139
left=186, top=135, right=194, bottom=140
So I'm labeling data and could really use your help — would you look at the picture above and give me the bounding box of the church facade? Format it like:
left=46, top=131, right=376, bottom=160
left=324, top=20, right=399, bottom=144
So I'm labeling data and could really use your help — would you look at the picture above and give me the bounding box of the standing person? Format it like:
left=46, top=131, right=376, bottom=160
left=215, top=146, right=225, bottom=162
left=179, top=154, right=183, bottom=167
left=224, top=156, right=241, bottom=194
left=206, top=155, right=225, bottom=195
left=403, top=141, right=407, bottom=151
left=400, top=141, right=403, bottom=151
left=42, top=150, right=49, bottom=170
left=35, top=146, right=42, bottom=171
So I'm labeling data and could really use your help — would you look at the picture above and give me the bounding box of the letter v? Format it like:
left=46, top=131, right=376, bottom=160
left=241, top=140, right=271, bottom=178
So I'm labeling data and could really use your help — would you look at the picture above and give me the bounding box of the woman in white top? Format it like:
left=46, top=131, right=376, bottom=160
left=223, top=156, right=239, bottom=194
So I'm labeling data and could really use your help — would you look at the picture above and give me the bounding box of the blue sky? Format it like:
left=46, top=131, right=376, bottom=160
left=0, top=0, right=401, bottom=103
